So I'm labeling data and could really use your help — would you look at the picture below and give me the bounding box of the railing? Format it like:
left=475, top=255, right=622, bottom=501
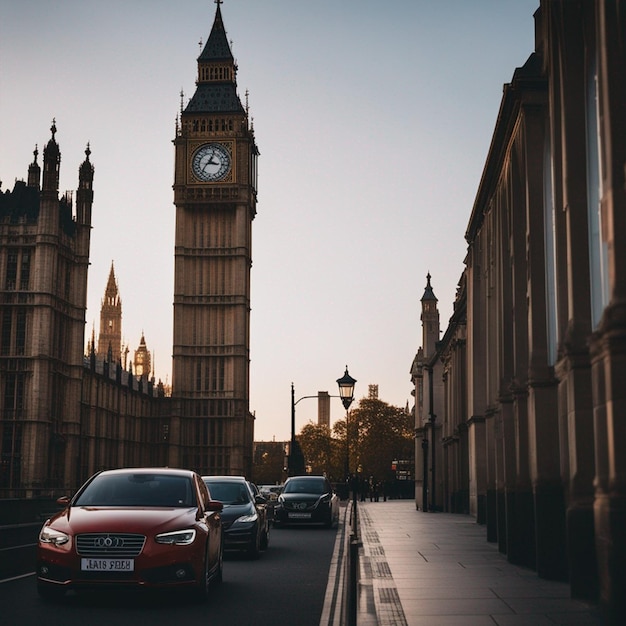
left=344, top=487, right=361, bottom=626
left=0, top=522, right=39, bottom=579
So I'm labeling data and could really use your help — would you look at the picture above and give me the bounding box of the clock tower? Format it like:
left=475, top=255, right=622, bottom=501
left=171, top=1, right=258, bottom=476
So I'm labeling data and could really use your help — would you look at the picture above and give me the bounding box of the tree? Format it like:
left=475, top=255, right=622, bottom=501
left=296, top=422, right=344, bottom=481
left=348, top=398, right=414, bottom=486
left=251, top=441, right=285, bottom=485
left=295, top=398, right=414, bottom=496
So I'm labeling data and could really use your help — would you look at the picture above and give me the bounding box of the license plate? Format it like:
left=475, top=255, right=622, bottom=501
left=81, top=558, right=134, bottom=572
left=288, top=512, right=311, bottom=519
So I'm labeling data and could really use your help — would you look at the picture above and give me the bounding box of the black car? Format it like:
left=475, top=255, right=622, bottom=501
left=202, top=476, right=269, bottom=559
left=273, top=475, right=339, bottom=528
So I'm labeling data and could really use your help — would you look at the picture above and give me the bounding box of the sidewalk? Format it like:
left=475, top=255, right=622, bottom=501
left=356, top=500, right=606, bottom=626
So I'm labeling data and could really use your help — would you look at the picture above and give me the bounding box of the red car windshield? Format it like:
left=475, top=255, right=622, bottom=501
left=74, top=473, right=196, bottom=507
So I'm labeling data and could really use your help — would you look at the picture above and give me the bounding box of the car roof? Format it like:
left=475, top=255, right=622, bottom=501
left=286, top=475, right=326, bottom=481
left=202, top=475, right=247, bottom=482
left=98, top=467, right=196, bottom=477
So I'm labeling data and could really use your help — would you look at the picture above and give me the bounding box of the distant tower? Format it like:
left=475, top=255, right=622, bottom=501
left=133, top=332, right=151, bottom=378
left=317, top=391, right=330, bottom=429
left=421, top=272, right=440, bottom=359
left=170, top=2, right=259, bottom=475
left=97, top=262, right=122, bottom=362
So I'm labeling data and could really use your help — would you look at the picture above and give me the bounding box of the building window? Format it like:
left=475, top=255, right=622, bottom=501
left=0, top=421, right=22, bottom=489
left=20, top=249, right=31, bottom=290
left=5, top=250, right=17, bottom=290
left=195, top=361, right=202, bottom=392
left=1, top=312, right=11, bottom=355
left=544, top=130, right=558, bottom=365
left=15, top=309, right=26, bottom=356
left=209, top=358, right=225, bottom=391
left=64, top=262, right=71, bottom=301
left=586, top=52, right=609, bottom=328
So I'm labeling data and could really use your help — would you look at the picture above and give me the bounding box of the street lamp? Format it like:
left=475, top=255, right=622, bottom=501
left=288, top=371, right=356, bottom=478
left=288, top=383, right=313, bottom=477
left=336, top=366, right=357, bottom=485
left=337, top=365, right=359, bottom=623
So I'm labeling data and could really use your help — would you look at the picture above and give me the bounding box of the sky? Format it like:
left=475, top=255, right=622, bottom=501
left=0, top=0, right=539, bottom=442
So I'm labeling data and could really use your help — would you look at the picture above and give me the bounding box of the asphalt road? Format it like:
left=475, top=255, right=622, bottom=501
left=0, top=524, right=338, bottom=626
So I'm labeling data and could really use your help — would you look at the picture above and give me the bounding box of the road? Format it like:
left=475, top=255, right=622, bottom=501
left=0, top=524, right=339, bottom=626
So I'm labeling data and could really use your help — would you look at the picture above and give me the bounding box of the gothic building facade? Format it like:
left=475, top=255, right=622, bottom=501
left=412, top=1, right=625, bottom=621
left=0, top=3, right=256, bottom=494
left=0, top=125, right=93, bottom=492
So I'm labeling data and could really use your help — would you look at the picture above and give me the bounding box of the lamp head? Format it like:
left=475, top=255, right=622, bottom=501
left=336, top=366, right=357, bottom=410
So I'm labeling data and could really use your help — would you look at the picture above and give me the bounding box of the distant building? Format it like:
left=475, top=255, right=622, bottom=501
left=317, top=391, right=330, bottom=428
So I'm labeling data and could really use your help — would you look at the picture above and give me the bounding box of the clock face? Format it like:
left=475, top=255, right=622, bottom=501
left=192, top=143, right=231, bottom=182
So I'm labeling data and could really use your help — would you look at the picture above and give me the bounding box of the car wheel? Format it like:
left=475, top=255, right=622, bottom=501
left=193, top=545, right=210, bottom=602
left=215, top=538, right=224, bottom=584
left=260, top=523, right=270, bottom=550
left=37, top=581, right=66, bottom=602
left=247, top=528, right=261, bottom=560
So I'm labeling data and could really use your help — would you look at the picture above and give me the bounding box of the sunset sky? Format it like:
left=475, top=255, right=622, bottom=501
left=0, top=0, right=539, bottom=441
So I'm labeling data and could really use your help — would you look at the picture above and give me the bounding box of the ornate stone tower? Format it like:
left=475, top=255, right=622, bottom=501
left=421, top=272, right=440, bottom=359
left=412, top=273, right=443, bottom=511
left=133, top=332, right=151, bottom=378
left=170, top=2, right=258, bottom=476
left=97, top=262, right=122, bottom=362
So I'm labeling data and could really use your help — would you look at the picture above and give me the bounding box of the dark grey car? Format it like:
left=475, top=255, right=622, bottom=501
left=273, top=475, right=339, bottom=528
left=202, top=476, right=269, bottom=559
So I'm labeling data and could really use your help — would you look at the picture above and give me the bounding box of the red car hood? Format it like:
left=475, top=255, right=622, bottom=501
left=46, top=506, right=199, bottom=535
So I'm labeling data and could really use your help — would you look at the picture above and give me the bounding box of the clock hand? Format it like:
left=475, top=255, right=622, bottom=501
left=201, top=157, right=219, bottom=173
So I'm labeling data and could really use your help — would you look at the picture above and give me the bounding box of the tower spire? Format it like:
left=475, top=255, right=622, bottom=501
left=42, top=118, right=60, bottom=193
left=184, top=1, right=243, bottom=115
left=98, top=262, right=122, bottom=362
left=27, top=144, right=40, bottom=188
left=421, top=272, right=438, bottom=302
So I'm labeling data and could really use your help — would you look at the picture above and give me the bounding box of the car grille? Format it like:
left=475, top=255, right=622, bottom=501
left=76, top=533, right=146, bottom=557
left=284, top=500, right=317, bottom=511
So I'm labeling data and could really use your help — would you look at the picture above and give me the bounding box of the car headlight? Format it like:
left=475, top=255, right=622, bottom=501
left=39, top=526, right=70, bottom=546
left=155, top=529, right=197, bottom=545
left=233, top=512, right=258, bottom=524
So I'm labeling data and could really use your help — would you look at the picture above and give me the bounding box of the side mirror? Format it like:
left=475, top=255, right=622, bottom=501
left=206, top=500, right=224, bottom=512
left=255, top=495, right=267, bottom=505
left=56, top=496, right=70, bottom=507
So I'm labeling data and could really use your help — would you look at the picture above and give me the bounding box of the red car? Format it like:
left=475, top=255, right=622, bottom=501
left=37, top=467, right=223, bottom=601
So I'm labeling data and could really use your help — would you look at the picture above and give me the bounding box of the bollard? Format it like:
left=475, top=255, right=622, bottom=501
left=348, top=533, right=359, bottom=625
